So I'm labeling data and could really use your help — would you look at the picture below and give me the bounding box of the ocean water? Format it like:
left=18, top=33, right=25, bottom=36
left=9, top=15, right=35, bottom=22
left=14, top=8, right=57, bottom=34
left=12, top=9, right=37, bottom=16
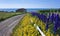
left=0, top=9, right=17, bottom=12
left=0, top=8, right=49, bottom=12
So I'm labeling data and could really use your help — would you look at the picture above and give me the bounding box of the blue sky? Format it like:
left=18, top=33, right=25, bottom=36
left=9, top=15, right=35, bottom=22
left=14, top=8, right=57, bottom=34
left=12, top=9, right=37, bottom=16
left=0, top=0, right=60, bottom=8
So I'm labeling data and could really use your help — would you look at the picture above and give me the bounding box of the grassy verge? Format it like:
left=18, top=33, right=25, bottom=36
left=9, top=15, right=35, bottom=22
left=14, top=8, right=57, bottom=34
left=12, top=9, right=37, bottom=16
left=0, top=12, right=23, bottom=22
left=11, top=13, right=59, bottom=36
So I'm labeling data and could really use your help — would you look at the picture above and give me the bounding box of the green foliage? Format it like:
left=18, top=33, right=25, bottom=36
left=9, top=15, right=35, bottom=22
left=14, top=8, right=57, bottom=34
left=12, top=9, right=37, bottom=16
left=38, top=9, right=60, bottom=14
left=11, top=13, right=59, bottom=36
left=11, top=14, right=41, bottom=36
left=0, top=12, right=22, bottom=22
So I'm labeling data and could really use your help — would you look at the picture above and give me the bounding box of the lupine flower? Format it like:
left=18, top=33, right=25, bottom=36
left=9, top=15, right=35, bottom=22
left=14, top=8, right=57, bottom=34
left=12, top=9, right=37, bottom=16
left=31, top=12, right=60, bottom=34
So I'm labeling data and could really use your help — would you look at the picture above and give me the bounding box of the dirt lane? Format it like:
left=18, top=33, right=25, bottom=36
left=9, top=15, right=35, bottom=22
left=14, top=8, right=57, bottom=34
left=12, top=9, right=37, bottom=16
left=0, top=14, right=25, bottom=36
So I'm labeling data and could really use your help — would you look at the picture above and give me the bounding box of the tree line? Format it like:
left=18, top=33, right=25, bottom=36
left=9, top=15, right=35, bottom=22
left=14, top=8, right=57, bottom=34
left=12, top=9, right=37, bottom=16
left=38, top=8, right=60, bottom=13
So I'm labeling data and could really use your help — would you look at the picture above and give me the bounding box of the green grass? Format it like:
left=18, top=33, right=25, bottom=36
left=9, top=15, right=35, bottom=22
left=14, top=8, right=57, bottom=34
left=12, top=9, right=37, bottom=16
left=11, top=14, right=41, bottom=36
left=11, top=13, right=59, bottom=36
left=0, top=12, right=23, bottom=22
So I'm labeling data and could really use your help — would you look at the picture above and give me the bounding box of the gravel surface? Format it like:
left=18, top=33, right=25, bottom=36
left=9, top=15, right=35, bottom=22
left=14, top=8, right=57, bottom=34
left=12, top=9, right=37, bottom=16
left=0, top=14, right=25, bottom=36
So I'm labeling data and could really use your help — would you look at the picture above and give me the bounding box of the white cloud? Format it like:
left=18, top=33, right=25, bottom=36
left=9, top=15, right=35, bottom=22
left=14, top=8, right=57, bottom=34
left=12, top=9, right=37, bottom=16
left=0, top=3, right=59, bottom=8
left=0, top=3, right=42, bottom=8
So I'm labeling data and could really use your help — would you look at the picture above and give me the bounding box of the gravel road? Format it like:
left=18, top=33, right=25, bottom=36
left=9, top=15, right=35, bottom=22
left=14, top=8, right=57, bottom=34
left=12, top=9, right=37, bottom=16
left=0, top=14, right=25, bottom=36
